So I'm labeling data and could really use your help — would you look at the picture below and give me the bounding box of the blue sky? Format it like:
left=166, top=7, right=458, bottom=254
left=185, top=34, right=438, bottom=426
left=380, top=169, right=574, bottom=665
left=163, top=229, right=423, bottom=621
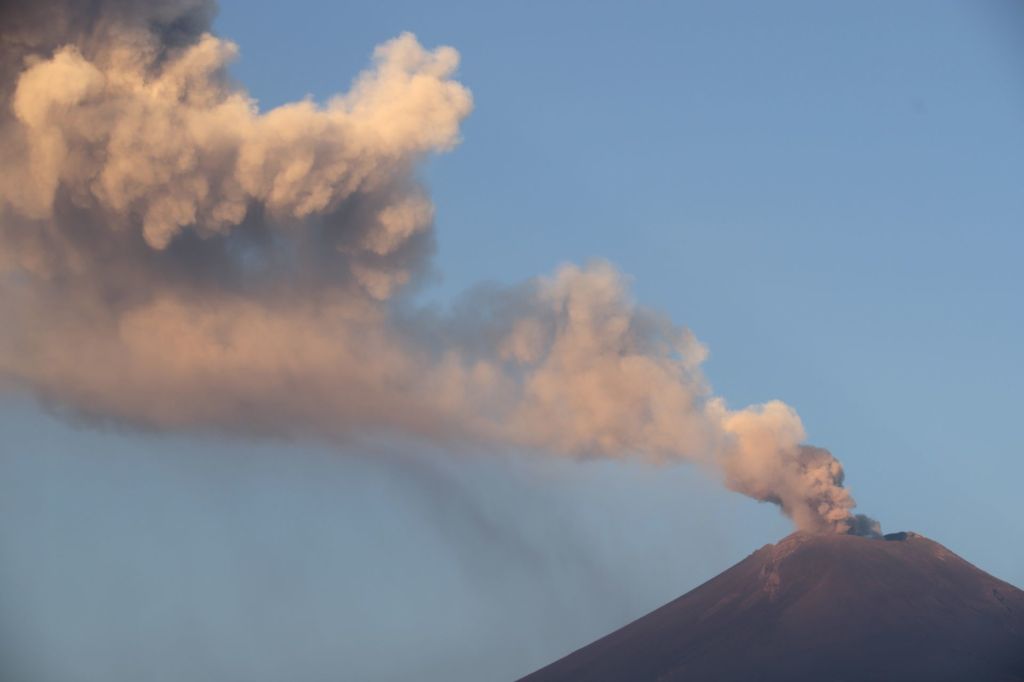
left=209, top=0, right=1024, bottom=572
left=2, top=2, right=1022, bottom=680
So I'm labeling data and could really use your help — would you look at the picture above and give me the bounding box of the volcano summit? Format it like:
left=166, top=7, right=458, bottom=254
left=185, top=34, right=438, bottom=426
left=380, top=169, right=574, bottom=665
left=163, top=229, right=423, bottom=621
left=520, top=531, right=1024, bottom=681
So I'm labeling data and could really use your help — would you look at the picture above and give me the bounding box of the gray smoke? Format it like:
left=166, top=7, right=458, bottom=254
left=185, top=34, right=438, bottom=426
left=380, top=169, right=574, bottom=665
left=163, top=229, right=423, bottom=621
left=0, top=0, right=876, bottom=534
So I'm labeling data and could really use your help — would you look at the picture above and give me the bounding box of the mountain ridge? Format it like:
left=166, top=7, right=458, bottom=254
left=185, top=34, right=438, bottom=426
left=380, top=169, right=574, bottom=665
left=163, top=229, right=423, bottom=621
left=519, top=530, right=1024, bottom=681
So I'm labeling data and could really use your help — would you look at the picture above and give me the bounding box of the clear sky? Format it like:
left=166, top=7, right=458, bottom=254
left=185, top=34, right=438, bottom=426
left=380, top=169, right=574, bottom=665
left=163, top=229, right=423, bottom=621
left=1, top=2, right=1022, bottom=680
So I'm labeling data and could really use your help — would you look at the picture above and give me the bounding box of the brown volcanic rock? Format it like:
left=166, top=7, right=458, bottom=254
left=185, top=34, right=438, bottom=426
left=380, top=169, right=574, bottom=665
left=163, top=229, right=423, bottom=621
left=520, top=531, right=1024, bottom=681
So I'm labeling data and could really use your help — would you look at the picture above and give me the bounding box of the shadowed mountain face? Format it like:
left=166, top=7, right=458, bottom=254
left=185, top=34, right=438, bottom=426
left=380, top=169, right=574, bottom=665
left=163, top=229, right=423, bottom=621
left=520, top=532, right=1024, bottom=682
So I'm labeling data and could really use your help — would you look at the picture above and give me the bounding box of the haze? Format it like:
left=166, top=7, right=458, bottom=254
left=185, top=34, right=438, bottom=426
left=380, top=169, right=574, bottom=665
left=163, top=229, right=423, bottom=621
left=1, top=1, right=1022, bottom=680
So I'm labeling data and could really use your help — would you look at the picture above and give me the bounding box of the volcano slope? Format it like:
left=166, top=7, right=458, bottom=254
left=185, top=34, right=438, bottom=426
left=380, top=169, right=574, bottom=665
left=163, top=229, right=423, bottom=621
left=519, top=531, right=1024, bottom=681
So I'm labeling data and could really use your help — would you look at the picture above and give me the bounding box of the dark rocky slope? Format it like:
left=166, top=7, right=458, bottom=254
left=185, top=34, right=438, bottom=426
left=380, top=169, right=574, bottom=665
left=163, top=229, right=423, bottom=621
left=520, top=531, right=1024, bottom=681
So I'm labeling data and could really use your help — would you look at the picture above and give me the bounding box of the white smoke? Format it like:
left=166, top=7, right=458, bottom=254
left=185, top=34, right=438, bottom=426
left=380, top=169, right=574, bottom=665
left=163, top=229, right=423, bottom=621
left=0, top=0, right=875, bottom=534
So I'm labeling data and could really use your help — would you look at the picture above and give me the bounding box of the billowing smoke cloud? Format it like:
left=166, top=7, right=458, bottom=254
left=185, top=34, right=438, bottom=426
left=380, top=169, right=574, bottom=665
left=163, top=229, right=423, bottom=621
left=0, top=0, right=876, bottom=534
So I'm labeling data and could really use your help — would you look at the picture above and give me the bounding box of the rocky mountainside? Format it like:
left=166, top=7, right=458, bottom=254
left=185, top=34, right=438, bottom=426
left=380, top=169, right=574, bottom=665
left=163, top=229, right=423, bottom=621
left=520, top=531, right=1024, bottom=681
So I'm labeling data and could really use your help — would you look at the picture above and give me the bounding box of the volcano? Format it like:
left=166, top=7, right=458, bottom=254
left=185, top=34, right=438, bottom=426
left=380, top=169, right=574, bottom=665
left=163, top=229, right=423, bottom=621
left=519, top=531, right=1024, bottom=681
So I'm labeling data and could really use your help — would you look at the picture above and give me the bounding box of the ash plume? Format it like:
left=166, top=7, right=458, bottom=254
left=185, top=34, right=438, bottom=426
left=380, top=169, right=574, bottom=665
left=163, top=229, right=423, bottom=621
left=0, top=0, right=876, bottom=534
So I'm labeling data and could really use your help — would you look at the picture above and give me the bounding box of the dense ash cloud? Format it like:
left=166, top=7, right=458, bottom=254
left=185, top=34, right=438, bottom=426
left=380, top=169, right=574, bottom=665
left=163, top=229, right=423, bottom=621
left=0, top=0, right=875, bottom=534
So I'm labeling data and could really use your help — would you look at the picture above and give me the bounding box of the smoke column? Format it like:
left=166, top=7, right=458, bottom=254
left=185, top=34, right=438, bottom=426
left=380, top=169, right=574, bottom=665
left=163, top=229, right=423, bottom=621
left=0, top=0, right=877, bottom=534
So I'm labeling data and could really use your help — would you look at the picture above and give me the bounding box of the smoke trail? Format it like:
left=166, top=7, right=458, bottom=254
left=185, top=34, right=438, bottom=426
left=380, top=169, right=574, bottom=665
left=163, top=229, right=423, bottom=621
left=0, top=0, right=875, bottom=534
